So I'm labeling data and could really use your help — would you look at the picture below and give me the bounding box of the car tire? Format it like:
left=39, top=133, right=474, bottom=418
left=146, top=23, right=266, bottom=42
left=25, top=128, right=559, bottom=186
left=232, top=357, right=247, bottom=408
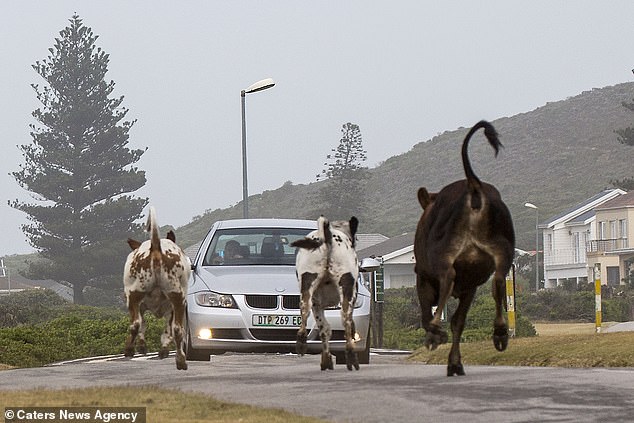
left=334, top=329, right=371, bottom=365
left=357, top=329, right=371, bottom=365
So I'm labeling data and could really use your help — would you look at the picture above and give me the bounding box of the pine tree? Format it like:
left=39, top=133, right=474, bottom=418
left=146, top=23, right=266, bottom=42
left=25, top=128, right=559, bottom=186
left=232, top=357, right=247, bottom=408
left=10, top=15, right=147, bottom=304
left=316, top=122, right=368, bottom=219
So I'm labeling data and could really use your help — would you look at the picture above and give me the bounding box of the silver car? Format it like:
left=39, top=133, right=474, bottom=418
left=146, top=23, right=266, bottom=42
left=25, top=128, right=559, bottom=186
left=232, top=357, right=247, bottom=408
left=185, top=218, right=373, bottom=364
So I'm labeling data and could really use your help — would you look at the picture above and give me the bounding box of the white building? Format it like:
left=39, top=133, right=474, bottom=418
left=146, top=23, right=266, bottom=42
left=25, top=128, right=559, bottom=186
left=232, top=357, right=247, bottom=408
left=357, top=233, right=415, bottom=289
left=540, top=189, right=626, bottom=288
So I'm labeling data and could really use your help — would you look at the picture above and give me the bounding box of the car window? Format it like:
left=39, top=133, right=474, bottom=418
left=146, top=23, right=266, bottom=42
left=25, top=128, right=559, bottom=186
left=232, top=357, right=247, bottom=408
left=203, top=228, right=312, bottom=266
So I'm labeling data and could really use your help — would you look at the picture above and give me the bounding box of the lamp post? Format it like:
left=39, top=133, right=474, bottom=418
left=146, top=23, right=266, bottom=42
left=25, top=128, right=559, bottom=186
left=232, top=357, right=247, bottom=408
left=241, top=78, right=275, bottom=219
left=524, top=202, right=539, bottom=291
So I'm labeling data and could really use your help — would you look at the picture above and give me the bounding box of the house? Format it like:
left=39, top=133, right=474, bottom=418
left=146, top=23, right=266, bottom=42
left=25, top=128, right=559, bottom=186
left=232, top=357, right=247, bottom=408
left=540, top=189, right=626, bottom=288
left=586, top=191, right=634, bottom=286
left=357, top=233, right=415, bottom=289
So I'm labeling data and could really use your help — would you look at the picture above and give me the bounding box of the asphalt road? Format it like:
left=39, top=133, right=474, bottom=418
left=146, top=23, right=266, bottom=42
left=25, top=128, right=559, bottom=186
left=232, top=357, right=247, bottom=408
left=0, top=353, right=633, bottom=423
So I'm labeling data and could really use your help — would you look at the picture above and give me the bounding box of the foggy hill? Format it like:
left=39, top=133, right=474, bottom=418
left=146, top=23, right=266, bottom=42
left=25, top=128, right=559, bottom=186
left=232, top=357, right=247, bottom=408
left=177, top=82, right=634, bottom=251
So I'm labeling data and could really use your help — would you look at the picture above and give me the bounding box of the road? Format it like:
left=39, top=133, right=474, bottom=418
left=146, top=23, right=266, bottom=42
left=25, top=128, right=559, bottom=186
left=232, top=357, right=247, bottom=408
left=0, top=353, right=633, bottom=423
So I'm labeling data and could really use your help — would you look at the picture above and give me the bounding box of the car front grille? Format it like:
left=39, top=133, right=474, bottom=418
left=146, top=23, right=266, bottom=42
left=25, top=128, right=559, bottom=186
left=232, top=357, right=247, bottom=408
left=250, top=329, right=299, bottom=341
left=245, top=295, right=278, bottom=309
left=211, top=329, right=243, bottom=339
left=245, top=294, right=302, bottom=310
left=282, top=295, right=300, bottom=310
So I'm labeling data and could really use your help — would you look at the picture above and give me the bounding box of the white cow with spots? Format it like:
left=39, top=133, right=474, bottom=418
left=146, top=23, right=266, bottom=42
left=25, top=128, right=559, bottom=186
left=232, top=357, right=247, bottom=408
left=123, top=207, right=190, bottom=370
left=291, top=216, right=360, bottom=370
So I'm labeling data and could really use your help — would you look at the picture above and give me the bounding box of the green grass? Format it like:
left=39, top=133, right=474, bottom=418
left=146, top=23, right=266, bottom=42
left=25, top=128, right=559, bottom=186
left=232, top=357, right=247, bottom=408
left=409, top=331, right=634, bottom=368
left=0, top=386, right=326, bottom=423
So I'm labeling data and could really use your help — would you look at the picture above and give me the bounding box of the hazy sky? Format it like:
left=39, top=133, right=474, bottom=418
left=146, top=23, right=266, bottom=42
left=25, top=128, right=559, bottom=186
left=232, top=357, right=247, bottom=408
left=2, top=1, right=634, bottom=256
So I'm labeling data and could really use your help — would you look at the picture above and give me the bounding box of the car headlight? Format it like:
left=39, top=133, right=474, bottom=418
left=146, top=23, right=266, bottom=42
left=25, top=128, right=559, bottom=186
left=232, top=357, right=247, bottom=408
left=194, top=291, right=237, bottom=308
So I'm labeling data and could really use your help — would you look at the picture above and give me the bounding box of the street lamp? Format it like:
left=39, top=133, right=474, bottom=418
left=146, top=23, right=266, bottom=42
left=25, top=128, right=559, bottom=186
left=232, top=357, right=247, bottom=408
left=524, top=202, right=539, bottom=291
left=241, top=78, right=275, bottom=219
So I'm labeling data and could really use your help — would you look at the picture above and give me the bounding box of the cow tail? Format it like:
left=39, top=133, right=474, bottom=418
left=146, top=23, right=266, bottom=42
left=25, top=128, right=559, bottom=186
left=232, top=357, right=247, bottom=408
left=461, top=120, right=502, bottom=210
left=318, top=216, right=334, bottom=274
left=147, top=206, right=161, bottom=253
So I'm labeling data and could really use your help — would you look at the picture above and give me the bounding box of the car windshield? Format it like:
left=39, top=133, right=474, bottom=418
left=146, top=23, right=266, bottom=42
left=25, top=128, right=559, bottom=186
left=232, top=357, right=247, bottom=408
left=203, top=227, right=312, bottom=266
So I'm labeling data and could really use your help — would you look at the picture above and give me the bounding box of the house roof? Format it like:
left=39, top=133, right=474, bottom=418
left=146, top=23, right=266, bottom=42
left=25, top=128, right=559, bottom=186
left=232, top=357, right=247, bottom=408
left=595, top=190, right=634, bottom=210
left=356, top=233, right=389, bottom=251
left=566, top=209, right=595, bottom=226
left=357, top=232, right=414, bottom=259
left=540, top=189, right=626, bottom=228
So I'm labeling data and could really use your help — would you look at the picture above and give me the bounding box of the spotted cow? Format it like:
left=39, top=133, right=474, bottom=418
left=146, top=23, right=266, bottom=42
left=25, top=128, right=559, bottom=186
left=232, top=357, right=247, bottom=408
left=123, top=207, right=191, bottom=370
left=291, top=216, right=360, bottom=371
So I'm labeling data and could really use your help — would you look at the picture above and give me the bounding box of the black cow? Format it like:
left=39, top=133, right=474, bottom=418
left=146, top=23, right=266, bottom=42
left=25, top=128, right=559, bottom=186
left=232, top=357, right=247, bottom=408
left=414, top=120, right=515, bottom=376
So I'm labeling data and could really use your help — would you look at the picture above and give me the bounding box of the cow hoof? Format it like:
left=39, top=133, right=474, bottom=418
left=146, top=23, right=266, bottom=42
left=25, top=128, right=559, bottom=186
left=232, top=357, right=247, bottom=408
left=493, top=327, right=508, bottom=351
left=424, top=329, right=448, bottom=351
left=177, top=360, right=188, bottom=371
left=447, top=364, right=465, bottom=376
left=124, top=347, right=135, bottom=358
left=158, top=348, right=170, bottom=359
left=138, top=345, right=148, bottom=355
left=346, top=350, right=360, bottom=371
left=296, top=333, right=308, bottom=356
left=321, top=352, right=333, bottom=371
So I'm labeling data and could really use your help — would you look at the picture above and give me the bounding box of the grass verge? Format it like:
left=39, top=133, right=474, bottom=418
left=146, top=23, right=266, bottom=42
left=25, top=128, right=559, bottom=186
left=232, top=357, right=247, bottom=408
left=0, top=386, right=325, bottom=423
left=409, top=331, right=634, bottom=367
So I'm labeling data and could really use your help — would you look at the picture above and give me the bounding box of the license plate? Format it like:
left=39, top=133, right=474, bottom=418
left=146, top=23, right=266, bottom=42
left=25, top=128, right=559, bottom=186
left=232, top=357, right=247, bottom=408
left=252, top=314, right=302, bottom=327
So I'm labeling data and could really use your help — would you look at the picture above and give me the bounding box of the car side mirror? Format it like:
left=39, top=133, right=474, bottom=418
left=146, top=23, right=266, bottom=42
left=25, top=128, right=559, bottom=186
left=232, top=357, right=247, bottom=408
left=359, top=257, right=381, bottom=272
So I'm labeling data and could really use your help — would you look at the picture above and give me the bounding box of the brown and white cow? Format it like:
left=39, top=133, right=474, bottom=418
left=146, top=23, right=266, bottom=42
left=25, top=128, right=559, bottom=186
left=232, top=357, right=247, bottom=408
left=123, top=207, right=191, bottom=370
left=414, top=120, right=515, bottom=376
left=291, top=216, right=360, bottom=371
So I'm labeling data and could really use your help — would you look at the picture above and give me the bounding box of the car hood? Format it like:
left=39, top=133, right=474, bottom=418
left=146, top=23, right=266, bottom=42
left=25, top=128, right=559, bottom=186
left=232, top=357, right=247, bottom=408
left=191, top=265, right=299, bottom=295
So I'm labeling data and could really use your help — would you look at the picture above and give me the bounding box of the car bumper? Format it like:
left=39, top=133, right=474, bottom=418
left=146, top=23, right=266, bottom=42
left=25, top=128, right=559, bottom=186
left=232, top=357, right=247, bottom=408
left=187, top=293, right=371, bottom=354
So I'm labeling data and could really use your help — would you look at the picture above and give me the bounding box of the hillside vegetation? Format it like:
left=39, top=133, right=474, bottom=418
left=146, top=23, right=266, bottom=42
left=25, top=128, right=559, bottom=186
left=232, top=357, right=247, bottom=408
left=175, top=83, right=634, bottom=251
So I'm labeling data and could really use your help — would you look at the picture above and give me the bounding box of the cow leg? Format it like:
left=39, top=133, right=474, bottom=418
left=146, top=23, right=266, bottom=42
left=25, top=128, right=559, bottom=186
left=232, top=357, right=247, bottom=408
left=296, top=272, right=317, bottom=356
left=339, top=272, right=359, bottom=371
left=424, top=267, right=454, bottom=350
left=124, top=291, right=144, bottom=357
left=137, top=313, right=148, bottom=355
left=492, top=267, right=509, bottom=352
left=158, top=310, right=174, bottom=359
left=168, top=292, right=187, bottom=370
left=416, top=274, right=435, bottom=335
left=313, top=302, right=333, bottom=371
left=447, top=288, right=476, bottom=376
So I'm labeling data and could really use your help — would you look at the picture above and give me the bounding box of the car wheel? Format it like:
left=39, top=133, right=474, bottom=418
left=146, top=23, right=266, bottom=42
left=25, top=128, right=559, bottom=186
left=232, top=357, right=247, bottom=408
left=334, top=329, right=371, bottom=365
left=357, top=329, right=371, bottom=365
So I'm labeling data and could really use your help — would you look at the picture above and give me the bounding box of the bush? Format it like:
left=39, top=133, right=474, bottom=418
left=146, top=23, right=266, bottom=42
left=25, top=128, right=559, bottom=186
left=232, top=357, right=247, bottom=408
left=382, top=285, right=536, bottom=350
left=519, top=286, right=634, bottom=322
left=0, top=289, right=69, bottom=327
left=0, top=296, right=168, bottom=367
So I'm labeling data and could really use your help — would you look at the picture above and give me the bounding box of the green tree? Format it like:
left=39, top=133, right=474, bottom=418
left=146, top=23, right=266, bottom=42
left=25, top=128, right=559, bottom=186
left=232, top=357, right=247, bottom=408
left=613, top=100, right=634, bottom=190
left=316, top=122, right=368, bottom=219
left=10, top=15, right=147, bottom=304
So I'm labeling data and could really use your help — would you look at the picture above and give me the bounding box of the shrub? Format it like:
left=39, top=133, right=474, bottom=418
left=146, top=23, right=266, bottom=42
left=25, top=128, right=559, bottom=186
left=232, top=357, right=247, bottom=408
left=382, top=285, right=536, bottom=350
left=0, top=303, right=167, bottom=367
left=0, top=289, right=69, bottom=327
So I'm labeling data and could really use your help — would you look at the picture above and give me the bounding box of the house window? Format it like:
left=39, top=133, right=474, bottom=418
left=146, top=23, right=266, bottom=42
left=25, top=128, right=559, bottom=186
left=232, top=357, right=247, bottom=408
left=546, top=233, right=553, bottom=253
left=619, top=219, right=627, bottom=239
left=573, top=232, right=581, bottom=263
left=598, top=221, right=606, bottom=240
left=610, top=220, right=617, bottom=239
left=607, top=266, right=620, bottom=286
